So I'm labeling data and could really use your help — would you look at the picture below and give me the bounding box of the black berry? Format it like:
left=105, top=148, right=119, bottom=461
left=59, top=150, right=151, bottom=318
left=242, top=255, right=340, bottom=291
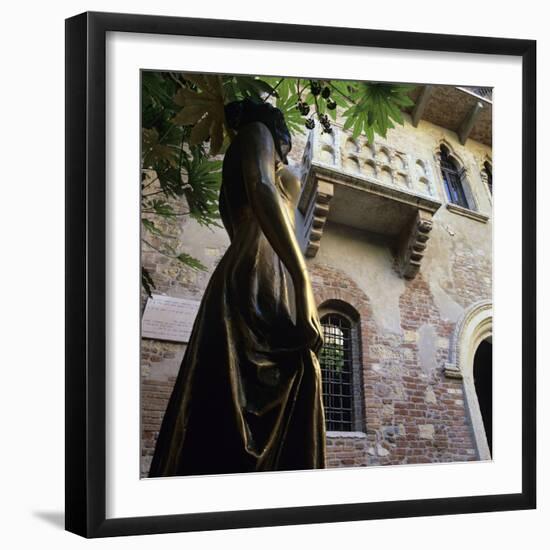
left=310, top=81, right=322, bottom=96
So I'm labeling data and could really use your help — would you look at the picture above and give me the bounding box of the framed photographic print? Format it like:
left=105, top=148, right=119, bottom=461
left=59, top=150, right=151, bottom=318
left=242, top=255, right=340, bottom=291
left=65, top=11, right=536, bottom=538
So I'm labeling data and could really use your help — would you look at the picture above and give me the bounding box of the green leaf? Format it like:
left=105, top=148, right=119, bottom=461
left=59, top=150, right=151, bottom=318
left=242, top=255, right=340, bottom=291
left=274, top=91, right=306, bottom=136
left=327, top=81, right=354, bottom=108
left=150, top=200, right=176, bottom=217
left=176, top=253, right=206, bottom=271
left=365, top=125, right=375, bottom=144
left=352, top=112, right=365, bottom=140
left=141, top=267, right=155, bottom=297
left=343, top=114, right=355, bottom=131
left=233, top=76, right=278, bottom=101
left=141, top=218, right=172, bottom=238
left=180, top=146, right=222, bottom=226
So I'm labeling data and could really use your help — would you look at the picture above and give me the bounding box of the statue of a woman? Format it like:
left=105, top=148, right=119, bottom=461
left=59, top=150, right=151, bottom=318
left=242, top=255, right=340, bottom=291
left=149, top=99, right=326, bottom=476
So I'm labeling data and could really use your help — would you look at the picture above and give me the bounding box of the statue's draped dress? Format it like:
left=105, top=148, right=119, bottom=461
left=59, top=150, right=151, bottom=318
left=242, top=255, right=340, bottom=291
left=149, top=132, right=326, bottom=477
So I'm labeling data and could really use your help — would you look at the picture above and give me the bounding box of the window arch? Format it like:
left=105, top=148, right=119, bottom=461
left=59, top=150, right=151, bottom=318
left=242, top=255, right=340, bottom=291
left=439, top=145, right=470, bottom=208
left=318, top=301, right=364, bottom=433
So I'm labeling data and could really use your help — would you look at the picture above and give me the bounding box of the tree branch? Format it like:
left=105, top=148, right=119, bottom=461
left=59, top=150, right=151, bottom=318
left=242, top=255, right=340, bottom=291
left=142, top=238, right=178, bottom=258
left=328, top=81, right=356, bottom=104
left=142, top=189, right=169, bottom=198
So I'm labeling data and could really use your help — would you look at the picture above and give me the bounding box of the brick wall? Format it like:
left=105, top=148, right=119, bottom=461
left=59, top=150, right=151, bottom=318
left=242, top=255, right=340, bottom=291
left=309, top=262, right=482, bottom=468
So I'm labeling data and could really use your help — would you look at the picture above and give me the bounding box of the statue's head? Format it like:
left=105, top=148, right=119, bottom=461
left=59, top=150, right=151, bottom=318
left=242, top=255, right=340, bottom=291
left=225, top=98, right=292, bottom=164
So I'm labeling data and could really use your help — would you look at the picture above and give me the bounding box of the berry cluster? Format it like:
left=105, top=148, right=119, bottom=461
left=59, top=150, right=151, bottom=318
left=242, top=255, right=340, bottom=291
left=319, top=113, right=332, bottom=134
left=296, top=100, right=310, bottom=116
left=297, top=81, right=337, bottom=133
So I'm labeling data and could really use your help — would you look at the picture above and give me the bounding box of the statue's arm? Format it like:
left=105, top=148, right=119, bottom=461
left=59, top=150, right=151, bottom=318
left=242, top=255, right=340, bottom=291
left=238, top=122, right=307, bottom=286
left=238, top=121, right=322, bottom=352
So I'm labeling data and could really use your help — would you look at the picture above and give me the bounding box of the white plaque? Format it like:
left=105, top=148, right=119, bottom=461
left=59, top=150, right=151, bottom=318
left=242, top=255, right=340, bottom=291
left=141, top=295, right=201, bottom=343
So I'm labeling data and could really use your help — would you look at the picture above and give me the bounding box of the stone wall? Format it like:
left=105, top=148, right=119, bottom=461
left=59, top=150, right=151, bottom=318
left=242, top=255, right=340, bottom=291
left=140, top=108, right=492, bottom=477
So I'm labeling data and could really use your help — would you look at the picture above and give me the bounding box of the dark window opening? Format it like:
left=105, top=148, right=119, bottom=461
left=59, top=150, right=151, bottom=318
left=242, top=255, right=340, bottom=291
left=473, top=339, right=493, bottom=456
left=484, top=161, right=493, bottom=195
left=320, top=314, right=354, bottom=432
left=440, top=146, right=469, bottom=208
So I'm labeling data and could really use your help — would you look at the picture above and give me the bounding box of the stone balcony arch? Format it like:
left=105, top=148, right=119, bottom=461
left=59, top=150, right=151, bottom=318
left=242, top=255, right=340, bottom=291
left=343, top=136, right=360, bottom=154
left=376, top=145, right=392, bottom=165
left=320, top=144, right=335, bottom=165
left=393, top=154, right=407, bottom=171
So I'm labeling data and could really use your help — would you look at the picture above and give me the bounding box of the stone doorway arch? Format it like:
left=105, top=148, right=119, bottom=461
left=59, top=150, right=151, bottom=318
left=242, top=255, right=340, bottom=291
left=445, top=300, right=492, bottom=460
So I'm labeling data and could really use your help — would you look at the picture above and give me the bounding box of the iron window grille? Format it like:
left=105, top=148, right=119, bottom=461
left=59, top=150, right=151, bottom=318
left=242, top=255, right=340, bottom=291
left=320, top=314, right=354, bottom=431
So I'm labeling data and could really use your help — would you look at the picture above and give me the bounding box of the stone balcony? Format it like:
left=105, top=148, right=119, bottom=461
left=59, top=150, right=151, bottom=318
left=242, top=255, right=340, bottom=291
left=297, top=124, right=442, bottom=280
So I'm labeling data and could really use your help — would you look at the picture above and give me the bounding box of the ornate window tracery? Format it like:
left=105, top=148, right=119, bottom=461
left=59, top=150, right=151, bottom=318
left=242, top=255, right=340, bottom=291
left=440, top=145, right=469, bottom=208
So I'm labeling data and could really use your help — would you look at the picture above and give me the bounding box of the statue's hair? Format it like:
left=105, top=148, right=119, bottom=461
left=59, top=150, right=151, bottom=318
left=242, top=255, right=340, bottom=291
left=224, top=98, right=292, bottom=163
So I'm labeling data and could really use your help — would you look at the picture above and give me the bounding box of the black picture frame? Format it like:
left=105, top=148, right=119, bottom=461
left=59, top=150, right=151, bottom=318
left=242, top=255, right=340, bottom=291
left=65, top=11, right=536, bottom=538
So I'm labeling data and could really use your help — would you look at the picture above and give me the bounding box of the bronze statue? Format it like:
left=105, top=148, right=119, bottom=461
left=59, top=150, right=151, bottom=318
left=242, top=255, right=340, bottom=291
left=149, top=99, right=326, bottom=476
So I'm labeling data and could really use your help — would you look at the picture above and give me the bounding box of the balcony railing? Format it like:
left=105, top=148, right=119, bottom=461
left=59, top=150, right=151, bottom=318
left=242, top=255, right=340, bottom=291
left=460, top=86, right=493, bottom=102
left=297, top=125, right=441, bottom=279
left=299, top=124, right=440, bottom=203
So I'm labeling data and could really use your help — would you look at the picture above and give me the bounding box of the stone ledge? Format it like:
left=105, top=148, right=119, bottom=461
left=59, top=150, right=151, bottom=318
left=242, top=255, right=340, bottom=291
left=446, top=203, right=490, bottom=223
left=444, top=362, right=463, bottom=380
left=326, top=431, right=367, bottom=439
left=398, top=209, right=434, bottom=279
left=312, top=163, right=442, bottom=215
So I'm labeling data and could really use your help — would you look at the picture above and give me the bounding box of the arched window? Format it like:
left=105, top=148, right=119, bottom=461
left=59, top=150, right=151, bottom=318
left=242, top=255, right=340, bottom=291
left=320, top=314, right=353, bottom=431
left=439, top=145, right=469, bottom=208
left=319, top=310, right=363, bottom=432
